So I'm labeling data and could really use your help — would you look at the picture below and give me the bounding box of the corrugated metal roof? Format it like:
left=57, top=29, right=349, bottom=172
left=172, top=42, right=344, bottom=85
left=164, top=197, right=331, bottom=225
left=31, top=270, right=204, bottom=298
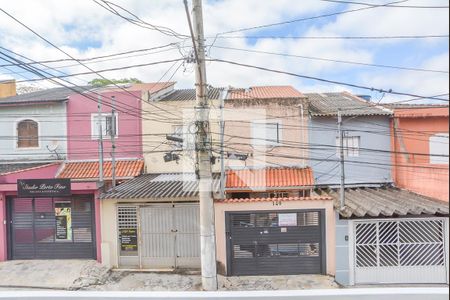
left=318, top=186, right=449, bottom=218
left=101, top=173, right=221, bottom=200
left=0, top=86, right=92, bottom=105
left=227, top=86, right=304, bottom=100
left=226, top=167, right=314, bottom=190
left=0, top=162, right=59, bottom=175
left=57, top=160, right=143, bottom=180
left=306, top=92, right=392, bottom=117
left=159, top=88, right=224, bottom=101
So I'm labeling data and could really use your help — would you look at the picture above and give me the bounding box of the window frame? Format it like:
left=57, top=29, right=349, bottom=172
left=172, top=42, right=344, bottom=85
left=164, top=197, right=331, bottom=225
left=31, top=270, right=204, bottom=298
left=336, top=135, right=361, bottom=158
left=251, top=119, right=282, bottom=147
left=15, top=118, right=40, bottom=150
left=429, top=133, right=449, bottom=165
left=91, top=113, right=119, bottom=140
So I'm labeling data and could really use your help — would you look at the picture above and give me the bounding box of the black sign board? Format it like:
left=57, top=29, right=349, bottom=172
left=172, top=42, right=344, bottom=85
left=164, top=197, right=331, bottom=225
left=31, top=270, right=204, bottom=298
left=120, top=228, right=138, bottom=252
left=17, top=179, right=71, bottom=198
left=56, top=215, right=68, bottom=239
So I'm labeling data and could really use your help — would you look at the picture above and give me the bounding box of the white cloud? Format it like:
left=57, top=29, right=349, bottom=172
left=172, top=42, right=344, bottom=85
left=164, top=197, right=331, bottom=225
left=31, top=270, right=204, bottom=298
left=0, top=0, right=448, bottom=100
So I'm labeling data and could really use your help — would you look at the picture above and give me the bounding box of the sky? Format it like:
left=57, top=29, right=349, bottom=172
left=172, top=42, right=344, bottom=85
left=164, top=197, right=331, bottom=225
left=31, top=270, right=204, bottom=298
left=0, top=0, right=448, bottom=103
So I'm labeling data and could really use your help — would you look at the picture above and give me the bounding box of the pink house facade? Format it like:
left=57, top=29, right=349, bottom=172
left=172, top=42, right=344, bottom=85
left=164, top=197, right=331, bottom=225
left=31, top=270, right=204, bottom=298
left=0, top=83, right=173, bottom=263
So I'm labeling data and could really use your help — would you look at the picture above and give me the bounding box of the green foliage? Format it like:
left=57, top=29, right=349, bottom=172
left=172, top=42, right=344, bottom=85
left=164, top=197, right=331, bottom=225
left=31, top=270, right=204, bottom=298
left=88, top=78, right=143, bottom=87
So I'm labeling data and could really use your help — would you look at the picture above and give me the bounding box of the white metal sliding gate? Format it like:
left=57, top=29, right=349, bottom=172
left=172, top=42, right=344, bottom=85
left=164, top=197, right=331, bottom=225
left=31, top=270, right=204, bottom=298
left=118, top=204, right=200, bottom=270
left=354, top=218, right=448, bottom=284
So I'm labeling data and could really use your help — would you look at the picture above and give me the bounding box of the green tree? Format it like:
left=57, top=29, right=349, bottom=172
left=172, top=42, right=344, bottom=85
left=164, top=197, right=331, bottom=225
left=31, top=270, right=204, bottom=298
left=89, top=78, right=143, bottom=87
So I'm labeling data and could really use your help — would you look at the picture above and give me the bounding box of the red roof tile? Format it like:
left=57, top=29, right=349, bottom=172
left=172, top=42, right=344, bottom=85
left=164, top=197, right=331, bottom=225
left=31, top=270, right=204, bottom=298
left=227, top=86, right=304, bottom=100
left=57, top=160, right=144, bottom=180
left=226, top=167, right=314, bottom=190
left=220, top=196, right=332, bottom=203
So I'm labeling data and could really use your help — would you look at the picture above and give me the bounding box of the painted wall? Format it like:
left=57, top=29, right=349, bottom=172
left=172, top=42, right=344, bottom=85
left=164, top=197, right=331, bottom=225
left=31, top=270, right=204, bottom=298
left=214, top=199, right=336, bottom=276
left=67, top=90, right=143, bottom=161
left=224, top=98, right=309, bottom=169
left=335, top=214, right=351, bottom=286
left=0, top=103, right=67, bottom=161
left=392, top=109, right=449, bottom=201
left=309, top=116, right=392, bottom=186
left=143, top=98, right=309, bottom=174
left=142, top=99, right=210, bottom=174
left=0, top=163, right=61, bottom=183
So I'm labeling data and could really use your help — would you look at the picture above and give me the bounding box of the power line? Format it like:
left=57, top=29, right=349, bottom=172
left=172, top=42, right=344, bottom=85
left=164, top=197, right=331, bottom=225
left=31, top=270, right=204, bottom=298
left=92, top=0, right=188, bottom=39
left=210, top=34, right=449, bottom=40
left=208, top=58, right=450, bottom=101
left=211, top=45, right=449, bottom=74
left=320, top=0, right=450, bottom=9
left=0, top=43, right=180, bottom=68
left=215, top=0, right=409, bottom=35
left=0, top=49, right=182, bottom=124
left=0, top=7, right=183, bottom=120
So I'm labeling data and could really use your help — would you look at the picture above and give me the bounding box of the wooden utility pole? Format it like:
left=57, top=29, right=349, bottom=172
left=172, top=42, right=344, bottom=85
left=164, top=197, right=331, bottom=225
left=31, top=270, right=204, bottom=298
left=185, top=0, right=218, bottom=291
left=338, top=109, right=345, bottom=208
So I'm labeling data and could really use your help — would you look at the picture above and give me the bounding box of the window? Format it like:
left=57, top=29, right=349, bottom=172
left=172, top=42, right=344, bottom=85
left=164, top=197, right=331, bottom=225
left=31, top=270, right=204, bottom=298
left=252, top=121, right=281, bottom=146
left=17, top=119, right=39, bottom=148
left=92, top=113, right=118, bottom=139
left=430, top=133, right=449, bottom=164
left=336, top=136, right=360, bottom=157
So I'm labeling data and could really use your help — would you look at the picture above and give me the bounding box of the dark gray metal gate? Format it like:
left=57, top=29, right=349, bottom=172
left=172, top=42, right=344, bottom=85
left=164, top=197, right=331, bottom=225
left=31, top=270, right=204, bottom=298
left=8, top=196, right=96, bottom=260
left=227, top=210, right=326, bottom=276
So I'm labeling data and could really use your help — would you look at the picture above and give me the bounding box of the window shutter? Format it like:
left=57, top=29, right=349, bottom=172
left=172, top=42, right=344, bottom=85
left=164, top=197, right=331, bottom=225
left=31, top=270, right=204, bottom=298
left=17, top=120, right=38, bottom=148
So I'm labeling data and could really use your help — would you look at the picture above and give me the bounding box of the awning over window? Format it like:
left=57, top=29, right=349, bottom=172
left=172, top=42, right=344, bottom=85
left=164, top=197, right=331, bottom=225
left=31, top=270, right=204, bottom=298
left=57, top=160, right=144, bottom=181
left=226, top=167, right=314, bottom=191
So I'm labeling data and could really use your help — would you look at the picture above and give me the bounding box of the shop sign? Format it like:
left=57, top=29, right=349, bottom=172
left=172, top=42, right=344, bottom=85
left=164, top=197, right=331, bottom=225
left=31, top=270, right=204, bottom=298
left=120, top=228, right=138, bottom=252
left=17, top=179, right=71, bottom=197
left=278, top=213, right=298, bottom=227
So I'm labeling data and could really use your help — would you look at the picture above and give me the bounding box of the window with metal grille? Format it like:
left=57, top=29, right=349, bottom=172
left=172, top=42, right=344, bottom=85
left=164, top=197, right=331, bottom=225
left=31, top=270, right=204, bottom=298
left=17, top=119, right=39, bottom=148
left=117, top=206, right=138, bottom=256
left=92, top=113, right=118, bottom=139
left=336, top=136, right=360, bottom=157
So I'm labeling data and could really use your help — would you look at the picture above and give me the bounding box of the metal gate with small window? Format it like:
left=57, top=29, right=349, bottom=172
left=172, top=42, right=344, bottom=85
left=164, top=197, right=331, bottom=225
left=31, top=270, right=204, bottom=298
left=8, top=196, right=96, bottom=260
left=117, top=203, right=200, bottom=270
left=354, top=218, right=448, bottom=284
left=226, top=209, right=326, bottom=276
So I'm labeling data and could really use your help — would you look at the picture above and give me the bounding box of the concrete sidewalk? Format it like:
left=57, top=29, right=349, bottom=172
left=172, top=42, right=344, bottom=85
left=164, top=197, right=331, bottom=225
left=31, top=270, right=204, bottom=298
left=0, top=260, right=338, bottom=291
left=0, top=260, right=110, bottom=290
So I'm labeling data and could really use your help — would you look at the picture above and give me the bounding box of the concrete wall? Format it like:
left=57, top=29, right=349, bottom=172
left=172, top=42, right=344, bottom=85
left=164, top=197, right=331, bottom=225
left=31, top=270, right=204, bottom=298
left=309, top=115, right=392, bottom=185
left=335, top=214, right=351, bottom=286
left=0, top=103, right=67, bottom=161
left=224, top=98, right=309, bottom=169
left=143, top=98, right=309, bottom=174
left=214, top=199, right=336, bottom=276
left=392, top=112, right=449, bottom=201
left=67, top=90, right=143, bottom=161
